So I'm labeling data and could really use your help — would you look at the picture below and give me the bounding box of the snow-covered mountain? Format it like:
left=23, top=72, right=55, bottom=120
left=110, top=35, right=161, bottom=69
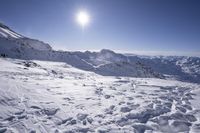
left=0, top=23, right=51, bottom=52
left=1, top=22, right=200, bottom=83
left=128, top=55, right=200, bottom=83
left=0, top=23, right=161, bottom=78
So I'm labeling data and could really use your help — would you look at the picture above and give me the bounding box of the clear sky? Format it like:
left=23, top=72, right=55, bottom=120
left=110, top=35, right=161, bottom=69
left=0, top=0, right=200, bottom=55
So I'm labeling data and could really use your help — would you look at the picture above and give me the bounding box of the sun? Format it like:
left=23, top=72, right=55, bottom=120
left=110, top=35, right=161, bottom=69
left=76, top=11, right=90, bottom=28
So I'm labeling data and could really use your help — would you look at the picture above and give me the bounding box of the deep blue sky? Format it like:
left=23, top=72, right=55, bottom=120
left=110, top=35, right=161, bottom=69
left=0, top=0, right=200, bottom=54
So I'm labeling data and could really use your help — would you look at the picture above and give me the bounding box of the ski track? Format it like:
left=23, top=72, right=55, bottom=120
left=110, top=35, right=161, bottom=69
left=0, top=58, right=200, bottom=133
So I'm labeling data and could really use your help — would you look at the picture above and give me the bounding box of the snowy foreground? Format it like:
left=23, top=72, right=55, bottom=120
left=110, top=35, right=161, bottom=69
left=0, top=58, right=200, bottom=133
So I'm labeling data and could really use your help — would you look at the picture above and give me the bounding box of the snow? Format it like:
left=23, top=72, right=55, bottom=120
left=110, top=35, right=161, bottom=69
left=0, top=27, right=22, bottom=39
left=0, top=58, right=200, bottom=133
left=132, top=55, right=200, bottom=83
left=0, top=23, right=52, bottom=57
left=1, top=22, right=200, bottom=132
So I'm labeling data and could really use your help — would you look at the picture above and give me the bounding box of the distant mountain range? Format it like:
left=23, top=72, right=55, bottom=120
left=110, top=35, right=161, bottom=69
left=0, top=22, right=200, bottom=83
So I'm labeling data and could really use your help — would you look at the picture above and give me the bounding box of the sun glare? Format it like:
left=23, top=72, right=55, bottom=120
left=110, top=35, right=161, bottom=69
left=76, top=11, right=90, bottom=28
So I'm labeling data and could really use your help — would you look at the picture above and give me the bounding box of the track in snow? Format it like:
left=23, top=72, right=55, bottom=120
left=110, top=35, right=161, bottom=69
left=0, top=58, right=200, bottom=133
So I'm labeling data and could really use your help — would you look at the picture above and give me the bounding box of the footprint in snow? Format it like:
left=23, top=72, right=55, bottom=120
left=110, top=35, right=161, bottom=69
left=63, top=97, right=71, bottom=101
left=120, top=106, right=132, bottom=113
left=95, top=88, right=103, bottom=96
left=104, top=95, right=111, bottom=99
left=126, top=96, right=134, bottom=100
left=30, top=105, right=41, bottom=109
left=43, top=108, right=59, bottom=116
left=105, top=105, right=116, bottom=114
left=76, top=113, right=90, bottom=125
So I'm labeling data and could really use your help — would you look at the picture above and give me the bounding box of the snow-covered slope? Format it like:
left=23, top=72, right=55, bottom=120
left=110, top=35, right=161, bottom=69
left=0, top=26, right=22, bottom=39
left=0, top=58, right=200, bottom=133
left=0, top=22, right=52, bottom=56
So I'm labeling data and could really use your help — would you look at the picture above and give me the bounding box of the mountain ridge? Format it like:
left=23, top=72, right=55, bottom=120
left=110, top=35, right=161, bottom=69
left=0, top=22, right=200, bottom=83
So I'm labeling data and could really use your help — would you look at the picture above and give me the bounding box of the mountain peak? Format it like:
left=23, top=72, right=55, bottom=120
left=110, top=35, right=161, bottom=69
left=0, top=22, right=10, bottom=30
left=0, top=21, right=52, bottom=52
left=100, top=49, right=115, bottom=54
left=0, top=22, right=23, bottom=39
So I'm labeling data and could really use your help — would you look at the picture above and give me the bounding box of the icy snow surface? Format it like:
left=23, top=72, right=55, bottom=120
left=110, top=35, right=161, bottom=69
left=0, top=58, right=200, bottom=133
